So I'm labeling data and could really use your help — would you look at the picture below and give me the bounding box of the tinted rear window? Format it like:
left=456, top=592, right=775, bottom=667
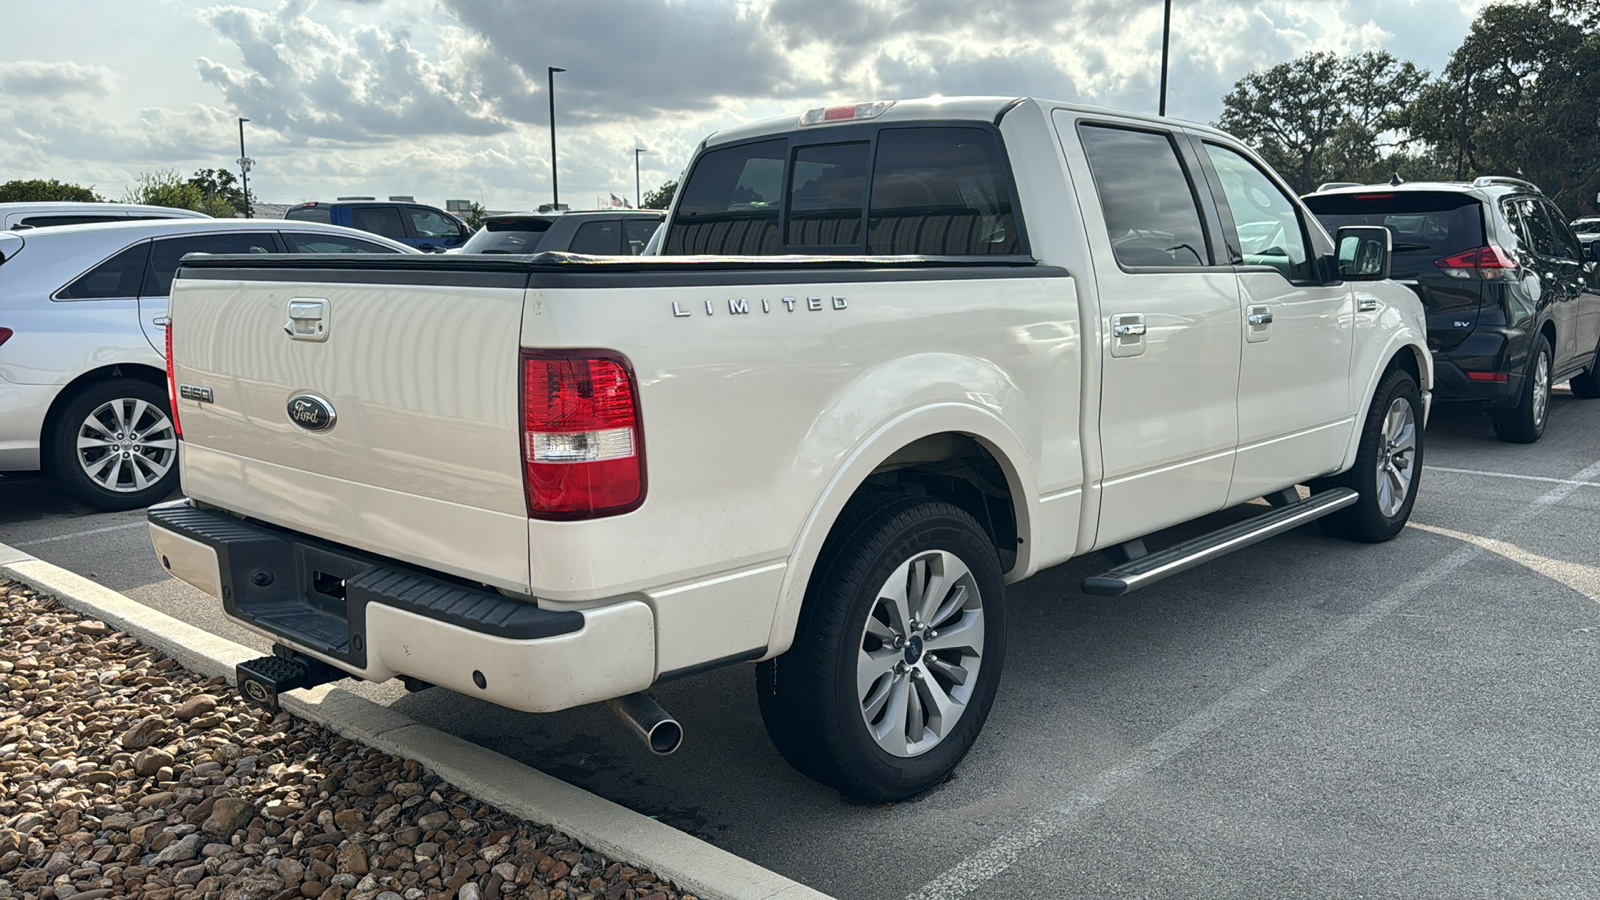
left=666, top=138, right=786, bottom=255
left=1304, top=192, right=1485, bottom=269
left=285, top=206, right=333, bottom=224
left=665, top=127, right=1022, bottom=256
left=461, top=218, right=553, bottom=254
left=56, top=242, right=151, bottom=299
left=350, top=207, right=407, bottom=239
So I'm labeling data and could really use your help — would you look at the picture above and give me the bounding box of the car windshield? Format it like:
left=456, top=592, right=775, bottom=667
left=460, top=218, right=554, bottom=254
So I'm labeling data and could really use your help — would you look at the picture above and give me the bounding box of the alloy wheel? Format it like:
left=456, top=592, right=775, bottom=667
left=75, top=398, right=177, bottom=493
left=1374, top=396, right=1417, bottom=518
left=857, top=549, right=985, bottom=758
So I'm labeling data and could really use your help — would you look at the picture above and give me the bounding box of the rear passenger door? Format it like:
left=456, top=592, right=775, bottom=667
left=137, top=231, right=282, bottom=354
left=1194, top=140, right=1353, bottom=502
left=1063, top=116, right=1242, bottom=547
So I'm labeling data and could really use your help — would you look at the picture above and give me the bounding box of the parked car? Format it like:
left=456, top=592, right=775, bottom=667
left=0, top=218, right=414, bottom=510
left=456, top=209, right=664, bottom=255
left=153, top=96, right=1428, bottom=801
left=3, top=202, right=209, bottom=231
left=284, top=201, right=469, bottom=253
left=1573, top=216, right=1600, bottom=255
left=1306, top=177, right=1600, bottom=443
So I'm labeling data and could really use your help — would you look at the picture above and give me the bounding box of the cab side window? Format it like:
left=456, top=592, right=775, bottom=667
left=623, top=219, right=658, bottom=255
left=1078, top=125, right=1210, bottom=268
left=408, top=208, right=462, bottom=239
left=1504, top=197, right=1556, bottom=257
left=55, top=242, right=152, bottom=300
left=351, top=207, right=408, bottom=240
left=569, top=221, right=621, bottom=255
left=1202, top=143, right=1312, bottom=282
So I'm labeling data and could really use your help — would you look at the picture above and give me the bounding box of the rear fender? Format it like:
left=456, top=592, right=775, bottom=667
left=762, top=399, right=1035, bottom=660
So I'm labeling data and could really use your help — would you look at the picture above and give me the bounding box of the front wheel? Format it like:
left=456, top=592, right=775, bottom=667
left=756, top=498, right=1006, bottom=802
left=46, top=379, right=180, bottom=511
left=1315, top=368, right=1423, bottom=543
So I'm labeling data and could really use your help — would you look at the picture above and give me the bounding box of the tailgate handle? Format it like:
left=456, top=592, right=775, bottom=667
left=284, top=299, right=330, bottom=342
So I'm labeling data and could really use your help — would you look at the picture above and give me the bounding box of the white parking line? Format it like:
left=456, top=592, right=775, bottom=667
left=1426, top=465, right=1600, bottom=488
left=11, top=521, right=147, bottom=548
left=1409, top=522, right=1600, bottom=606
left=908, top=456, right=1600, bottom=900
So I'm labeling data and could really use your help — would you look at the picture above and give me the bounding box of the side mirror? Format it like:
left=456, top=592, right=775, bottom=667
left=1336, top=225, right=1391, bottom=281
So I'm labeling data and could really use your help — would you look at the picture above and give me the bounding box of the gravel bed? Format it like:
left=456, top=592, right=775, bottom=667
left=0, top=578, right=695, bottom=900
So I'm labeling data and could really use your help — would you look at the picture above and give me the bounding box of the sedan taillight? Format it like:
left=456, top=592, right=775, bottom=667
left=165, top=321, right=182, bottom=438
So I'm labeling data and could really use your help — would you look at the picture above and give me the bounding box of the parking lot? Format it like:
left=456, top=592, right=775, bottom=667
left=5, top=396, right=1600, bottom=899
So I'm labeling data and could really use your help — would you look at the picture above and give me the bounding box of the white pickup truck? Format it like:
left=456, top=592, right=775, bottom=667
left=149, top=97, right=1429, bottom=801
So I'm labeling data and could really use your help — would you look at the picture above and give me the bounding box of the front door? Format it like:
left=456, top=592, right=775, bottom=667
left=1196, top=141, right=1354, bottom=504
left=1062, top=116, right=1242, bottom=548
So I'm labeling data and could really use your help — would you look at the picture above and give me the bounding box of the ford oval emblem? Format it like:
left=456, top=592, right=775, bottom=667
left=286, top=394, right=337, bottom=433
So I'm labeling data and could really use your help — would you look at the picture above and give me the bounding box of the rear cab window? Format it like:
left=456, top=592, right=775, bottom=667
left=664, top=125, right=1024, bottom=256
left=284, top=206, right=333, bottom=224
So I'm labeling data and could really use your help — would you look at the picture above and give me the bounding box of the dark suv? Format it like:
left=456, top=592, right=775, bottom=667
left=456, top=209, right=663, bottom=255
left=1306, top=178, right=1600, bottom=442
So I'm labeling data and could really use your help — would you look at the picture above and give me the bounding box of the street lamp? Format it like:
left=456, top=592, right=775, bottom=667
left=548, top=66, right=565, bottom=210
left=1158, top=0, right=1173, bottom=116
left=236, top=117, right=254, bottom=218
left=634, top=147, right=648, bottom=208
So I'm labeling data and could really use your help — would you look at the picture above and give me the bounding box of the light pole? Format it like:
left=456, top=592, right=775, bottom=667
left=634, top=147, right=648, bottom=208
left=236, top=117, right=254, bottom=218
left=1158, top=0, right=1173, bottom=116
left=548, top=66, right=565, bottom=210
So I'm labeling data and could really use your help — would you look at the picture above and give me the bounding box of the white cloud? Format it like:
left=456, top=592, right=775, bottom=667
left=0, top=61, right=117, bottom=99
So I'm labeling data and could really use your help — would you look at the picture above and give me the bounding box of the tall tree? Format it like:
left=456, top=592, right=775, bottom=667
left=0, top=179, right=102, bottom=203
left=1218, top=50, right=1432, bottom=192
left=1408, top=1, right=1600, bottom=216
left=641, top=179, right=677, bottom=210
left=187, top=168, right=250, bottom=216
left=124, top=170, right=238, bottom=218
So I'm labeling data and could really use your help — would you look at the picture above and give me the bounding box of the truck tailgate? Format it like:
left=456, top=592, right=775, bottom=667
left=169, top=270, right=532, bottom=591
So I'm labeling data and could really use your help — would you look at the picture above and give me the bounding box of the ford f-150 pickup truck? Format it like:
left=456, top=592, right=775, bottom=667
left=149, top=97, right=1429, bottom=801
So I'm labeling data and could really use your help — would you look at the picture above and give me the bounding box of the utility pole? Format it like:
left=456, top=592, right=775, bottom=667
left=635, top=147, right=648, bottom=208
left=548, top=67, right=565, bottom=210
left=236, top=118, right=254, bottom=218
left=1159, top=0, right=1173, bottom=117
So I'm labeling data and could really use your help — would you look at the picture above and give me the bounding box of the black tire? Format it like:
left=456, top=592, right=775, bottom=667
left=756, top=497, right=1006, bottom=802
left=46, top=379, right=180, bottom=511
left=1492, top=335, right=1552, bottom=443
left=1568, top=340, right=1600, bottom=399
left=1315, top=367, right=1423, bottom=543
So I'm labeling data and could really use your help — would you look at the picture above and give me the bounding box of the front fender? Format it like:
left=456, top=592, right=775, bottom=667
left=1340, top=283, right=1431, bottom=472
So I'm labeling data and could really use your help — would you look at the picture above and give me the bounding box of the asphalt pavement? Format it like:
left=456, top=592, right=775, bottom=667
left=5, top=394, right=1600, bottom=899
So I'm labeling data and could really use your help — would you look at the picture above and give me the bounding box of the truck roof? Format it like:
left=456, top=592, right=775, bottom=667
left=702, top=96, right=1230, bottom=148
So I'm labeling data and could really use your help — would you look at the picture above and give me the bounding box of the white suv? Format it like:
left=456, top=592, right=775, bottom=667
left=2, top=202, right=210, bottom=231
left=0, top=218, right=413, bottom=509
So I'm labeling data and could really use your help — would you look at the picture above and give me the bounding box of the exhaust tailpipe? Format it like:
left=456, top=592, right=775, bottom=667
left=606, top=692, right=683, bottom=755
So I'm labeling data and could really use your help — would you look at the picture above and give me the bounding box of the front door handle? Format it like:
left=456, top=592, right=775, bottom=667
left=1112, top=319, right=1147, bottom=336
left=1247, top=311, right=1273, bottom=326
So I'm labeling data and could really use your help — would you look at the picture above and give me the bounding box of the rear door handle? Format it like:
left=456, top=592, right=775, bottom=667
left=1247, top=311, right=1273, bottom=326
left=1110, top=313, right=1146, bottom=358
left=1246, top=305, right=1272, bottom=343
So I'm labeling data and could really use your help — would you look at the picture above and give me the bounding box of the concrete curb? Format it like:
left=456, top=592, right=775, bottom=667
left=0, top=542, right=833, bottom=900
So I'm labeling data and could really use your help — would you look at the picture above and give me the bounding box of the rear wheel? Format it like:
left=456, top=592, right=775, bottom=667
left=1492, top=335, right=1552, bottom=443
left=756, top=498, right=1006, bottom=802
left=47, top=379, right=179, bottom=511
left=1316, top=367, right=1422, bottom=543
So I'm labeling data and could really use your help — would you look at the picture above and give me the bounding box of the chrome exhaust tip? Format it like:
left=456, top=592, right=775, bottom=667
left=606, top=692, right=683, bottom=755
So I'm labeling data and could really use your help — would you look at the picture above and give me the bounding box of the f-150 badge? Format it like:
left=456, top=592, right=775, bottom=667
left=286, top=394, right=337, bottom=433
left=672, top=296, right=847, bottom=317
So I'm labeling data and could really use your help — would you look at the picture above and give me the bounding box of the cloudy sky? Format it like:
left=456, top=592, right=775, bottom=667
left=0, top=0, right=1492, bottom=211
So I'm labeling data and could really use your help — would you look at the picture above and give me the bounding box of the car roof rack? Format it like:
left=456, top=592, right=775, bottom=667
left=1472, top=176, right=1541, bottom=193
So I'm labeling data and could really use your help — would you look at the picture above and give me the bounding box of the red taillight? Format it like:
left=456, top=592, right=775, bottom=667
left=165, top=321, right=181, bottom=438
left=520, top=352, right=644, bottom=519
left=1436, top=245, right=1519, bottom=281
left=1467, top=372, right=1509, bottom=382
left=0, top=327, right=12, bottom=347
